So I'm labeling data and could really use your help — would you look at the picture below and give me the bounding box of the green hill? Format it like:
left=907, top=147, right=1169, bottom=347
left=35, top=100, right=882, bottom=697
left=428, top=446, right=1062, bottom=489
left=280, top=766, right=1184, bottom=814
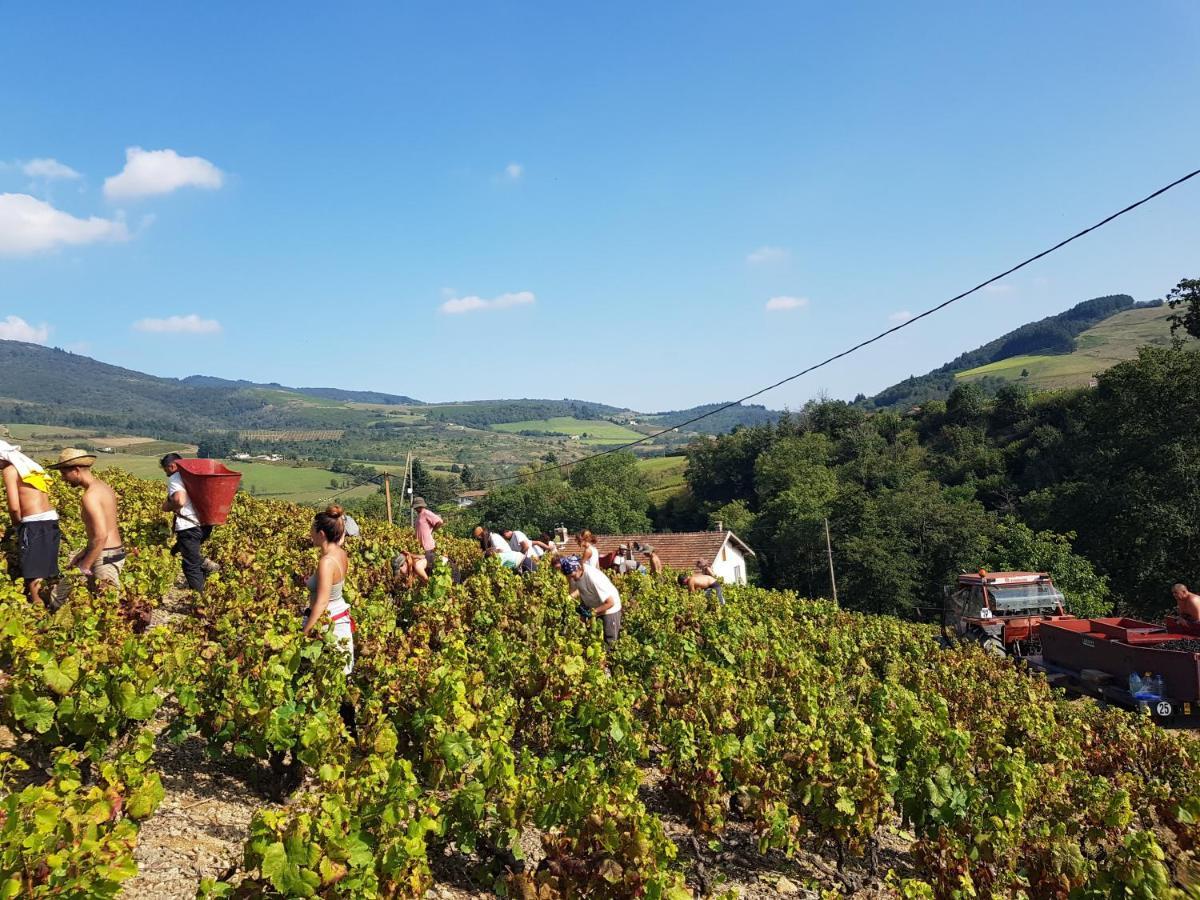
left=954, top=305, right=1184, bottom=390
left=865, top=294, right=1149, bottom=409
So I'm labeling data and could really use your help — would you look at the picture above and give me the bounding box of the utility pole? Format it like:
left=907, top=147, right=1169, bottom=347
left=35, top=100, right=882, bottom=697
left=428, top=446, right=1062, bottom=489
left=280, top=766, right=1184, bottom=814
left=404, top=451, right=415, bottom=528
left=824, top=517, right=839, bottom=607
left=382, top=473, right=393, bottom=527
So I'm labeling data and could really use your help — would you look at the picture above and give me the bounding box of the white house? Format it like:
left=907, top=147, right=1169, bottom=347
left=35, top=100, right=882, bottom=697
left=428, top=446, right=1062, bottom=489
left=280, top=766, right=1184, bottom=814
left=584, top=530, right=755, bottom=584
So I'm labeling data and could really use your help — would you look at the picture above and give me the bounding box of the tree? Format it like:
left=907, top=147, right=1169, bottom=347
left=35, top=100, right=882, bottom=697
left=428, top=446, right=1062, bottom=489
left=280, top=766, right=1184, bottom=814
left=568, top=451, right=648, bottom=511
left=1165, top=277, right=1200, bottom=340
left=197, top=431, right=237, bottom=459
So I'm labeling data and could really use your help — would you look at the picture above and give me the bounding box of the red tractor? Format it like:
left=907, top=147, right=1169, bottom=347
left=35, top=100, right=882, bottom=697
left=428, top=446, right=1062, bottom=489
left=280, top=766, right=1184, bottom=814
left=943, top=570, right=1075, bottom=657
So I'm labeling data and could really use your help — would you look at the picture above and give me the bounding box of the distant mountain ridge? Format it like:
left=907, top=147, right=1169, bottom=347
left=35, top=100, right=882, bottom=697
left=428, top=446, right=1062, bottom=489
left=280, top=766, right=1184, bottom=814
left=180, top=375, right=420, bottom=405
left=0, top=340, right=781, bottom=439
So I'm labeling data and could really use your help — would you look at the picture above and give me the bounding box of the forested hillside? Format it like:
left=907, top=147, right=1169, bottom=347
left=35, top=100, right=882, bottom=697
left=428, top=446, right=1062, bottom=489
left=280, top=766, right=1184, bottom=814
left=669, top=338, right=1200, bottom=619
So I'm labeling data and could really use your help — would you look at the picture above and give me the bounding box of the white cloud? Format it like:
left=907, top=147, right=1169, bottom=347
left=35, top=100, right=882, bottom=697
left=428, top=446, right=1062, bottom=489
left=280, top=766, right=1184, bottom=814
left=504, top=162, right=523, bottom=180
left=440, top=290, right=536, bottom=315
left=22, top=158, right=82, bottom=180
left=888, top=310, right=914, bottom=323
left=0, top=193, right=129, bottom=256
left=983, top=282, right=1014, bottom=295
left=765, top=295, right=808, bottom=312
left=133, top=313, right=222, bottom=335
left=103, top=147, right=224, bottom=200
left=747, top=245, right=789, bottom=265
left=0, top=315, right=51, bottom=343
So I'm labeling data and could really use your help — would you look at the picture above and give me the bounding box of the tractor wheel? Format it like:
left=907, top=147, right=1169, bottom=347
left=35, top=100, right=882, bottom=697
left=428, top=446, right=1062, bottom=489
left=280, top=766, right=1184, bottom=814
left=980, top=636, right=1007, bottom=658
left=966, top=627, right=1008, bottom=658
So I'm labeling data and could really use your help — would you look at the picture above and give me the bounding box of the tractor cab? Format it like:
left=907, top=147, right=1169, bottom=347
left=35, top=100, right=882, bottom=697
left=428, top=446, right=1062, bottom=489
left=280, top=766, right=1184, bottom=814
left=944, top=570, right=1073, bottom=656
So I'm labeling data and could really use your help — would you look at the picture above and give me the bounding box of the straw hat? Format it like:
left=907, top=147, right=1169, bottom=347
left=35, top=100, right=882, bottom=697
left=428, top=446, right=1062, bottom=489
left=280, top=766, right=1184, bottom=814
left=48, top=448, right=97, bottom=469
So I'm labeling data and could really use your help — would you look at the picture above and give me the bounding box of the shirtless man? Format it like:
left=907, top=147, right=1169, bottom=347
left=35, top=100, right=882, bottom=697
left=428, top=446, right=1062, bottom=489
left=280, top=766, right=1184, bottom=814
left=49, top=449, right=124, bottom=600
left=679, top=570, right=726, bottom=604
left=1173, top=583, right=1200, bottom=623
left=0, top=439, right=61, bottom=604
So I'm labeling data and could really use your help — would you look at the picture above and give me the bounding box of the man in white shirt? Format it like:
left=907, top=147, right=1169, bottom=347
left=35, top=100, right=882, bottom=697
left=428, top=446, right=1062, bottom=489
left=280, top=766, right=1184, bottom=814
left=160, top=454, right=217, bottom=593
left=558, top=555, right=622, bottom=647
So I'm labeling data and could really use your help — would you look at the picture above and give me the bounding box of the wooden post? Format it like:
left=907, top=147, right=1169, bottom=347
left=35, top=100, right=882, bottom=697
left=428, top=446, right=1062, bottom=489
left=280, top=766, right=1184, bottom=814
left=383, top=473, right=393, bottom=527
left=824, top=517, right=839, bottom=607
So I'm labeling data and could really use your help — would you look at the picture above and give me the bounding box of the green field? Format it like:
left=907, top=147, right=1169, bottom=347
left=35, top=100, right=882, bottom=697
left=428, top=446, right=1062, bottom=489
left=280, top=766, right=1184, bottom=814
left=491, top=417, right=643, bottom=443
left=638, top=455, right=688, bottom=500
left=93, top=455, right=378, bottom=504
left=956, top=306, right=1186, bottom=390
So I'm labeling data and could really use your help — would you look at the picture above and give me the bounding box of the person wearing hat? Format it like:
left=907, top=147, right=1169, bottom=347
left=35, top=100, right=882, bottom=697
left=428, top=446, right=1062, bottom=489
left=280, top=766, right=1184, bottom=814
left=47, top=449, right=124, bottom=603
left=634, top=541, right=663, bottom=576
left=412, top=496, right=443, bottom=571
left=0, top=439, right=61, bottom=604
left=558, top=555, right=622, bottom=648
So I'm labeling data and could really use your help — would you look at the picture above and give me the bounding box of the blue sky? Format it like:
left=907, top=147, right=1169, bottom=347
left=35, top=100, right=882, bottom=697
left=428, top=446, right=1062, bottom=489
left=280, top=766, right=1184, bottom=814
left=1, top=2, right=1198, bottom=411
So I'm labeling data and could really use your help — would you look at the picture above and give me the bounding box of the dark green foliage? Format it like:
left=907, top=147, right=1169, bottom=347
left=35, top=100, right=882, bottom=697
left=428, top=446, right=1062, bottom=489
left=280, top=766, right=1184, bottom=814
left=468, top=451, right=650, bottom=535
left=423, top=399, right=624, bottom=427
left=1165, top=277, right=1200, bottom=340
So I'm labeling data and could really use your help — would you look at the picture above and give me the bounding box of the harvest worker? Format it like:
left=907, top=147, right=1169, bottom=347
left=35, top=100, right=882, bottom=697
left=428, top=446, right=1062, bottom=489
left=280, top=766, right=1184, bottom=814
left=305, top=505, right=356, bottom=736
left=47, top=449, right=124, bottom=602
left=502, top=527, right=551, bottom=565
left=160, top=453, right=218, bottom=593
left=558, top=555, right=622, bottom=647
left=679, top=571, right=725, bottom=604
left=473, top=525, right=526, bottom=570
left=577, top=529, right=600, bottom=568
left=1173, top=583, right=1200, bottom=623
left=413, top=497, right=443, bottom=571
left=0, top=439, right=60, bottom=604
left=391, top=549, right=429, bottom=587
left=634, top=542, right=662, bottom=575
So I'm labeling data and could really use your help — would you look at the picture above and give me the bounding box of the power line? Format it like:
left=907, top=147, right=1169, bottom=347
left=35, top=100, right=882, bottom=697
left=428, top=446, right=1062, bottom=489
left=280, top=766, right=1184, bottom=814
left=475, top=166, right=1200, bottom=488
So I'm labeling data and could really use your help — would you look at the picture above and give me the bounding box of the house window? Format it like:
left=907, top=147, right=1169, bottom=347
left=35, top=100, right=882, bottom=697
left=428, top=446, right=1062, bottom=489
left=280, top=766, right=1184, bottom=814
left=734, top=565, right=743, bottom=584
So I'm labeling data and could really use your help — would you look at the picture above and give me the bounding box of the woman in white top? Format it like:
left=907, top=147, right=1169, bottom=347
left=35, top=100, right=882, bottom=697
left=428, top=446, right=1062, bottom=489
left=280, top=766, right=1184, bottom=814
left=305, top=504, right=356, bottom=739
left=577, top=529, right=600, bottom=568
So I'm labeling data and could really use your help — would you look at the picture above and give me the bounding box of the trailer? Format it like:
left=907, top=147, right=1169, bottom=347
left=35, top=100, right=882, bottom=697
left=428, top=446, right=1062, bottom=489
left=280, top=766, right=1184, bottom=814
left=1033, top=617, right=1200, bottom=727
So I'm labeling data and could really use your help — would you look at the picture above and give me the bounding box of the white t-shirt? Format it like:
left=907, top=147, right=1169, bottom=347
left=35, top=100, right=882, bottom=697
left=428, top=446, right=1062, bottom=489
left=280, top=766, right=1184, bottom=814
left=168, top=472, right=201, bottom=532
left=508, top=530, right=532, bottom=554
left=575, top=565, right=622, bottom=614
left=489, top=532, right=510, bottom=553
left=582, top=545, right=599, bottom=567
left=613, top=555, right=640, bottom=574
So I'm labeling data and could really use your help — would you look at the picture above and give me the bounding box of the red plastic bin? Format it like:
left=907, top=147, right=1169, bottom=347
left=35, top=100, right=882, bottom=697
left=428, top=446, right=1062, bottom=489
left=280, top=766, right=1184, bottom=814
left=175, top=459, right=243, bottom=525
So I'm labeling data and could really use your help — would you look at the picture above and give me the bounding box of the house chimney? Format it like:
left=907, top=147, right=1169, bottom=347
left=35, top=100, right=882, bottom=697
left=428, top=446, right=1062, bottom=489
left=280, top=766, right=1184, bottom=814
left=554, top=526, right=569, bottom=547
left=715, top=520, right=723, bottom=532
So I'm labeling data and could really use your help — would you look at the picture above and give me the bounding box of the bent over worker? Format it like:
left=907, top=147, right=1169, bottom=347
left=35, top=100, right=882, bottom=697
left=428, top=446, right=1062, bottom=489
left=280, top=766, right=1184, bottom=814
left=559, top=555, right=622, bottom=647
left=680, top=571, right=725, bottom=604
left=48, top=449, right=124, bottom=605
left=0, top=440, right=60, bottom=604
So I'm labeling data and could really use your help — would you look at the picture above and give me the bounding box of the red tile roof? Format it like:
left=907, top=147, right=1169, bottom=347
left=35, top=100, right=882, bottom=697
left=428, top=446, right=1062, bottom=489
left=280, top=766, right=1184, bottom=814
left=575, top=531, right=753, bottom=571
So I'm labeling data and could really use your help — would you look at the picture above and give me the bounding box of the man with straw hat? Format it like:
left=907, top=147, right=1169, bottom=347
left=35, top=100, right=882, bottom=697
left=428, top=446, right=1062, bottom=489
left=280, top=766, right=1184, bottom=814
left=0, top=438, right=61, bottom=604
left=47, top=449, right=124, bottom=603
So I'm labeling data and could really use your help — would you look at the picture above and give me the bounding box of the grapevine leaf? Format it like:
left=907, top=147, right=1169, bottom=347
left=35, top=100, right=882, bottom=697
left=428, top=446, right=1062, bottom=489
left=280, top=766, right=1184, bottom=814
left=126, top=773, right=164, bottom=820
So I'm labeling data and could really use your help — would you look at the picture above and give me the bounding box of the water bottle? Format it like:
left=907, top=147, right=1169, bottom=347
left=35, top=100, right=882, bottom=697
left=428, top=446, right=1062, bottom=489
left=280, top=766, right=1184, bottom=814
left=1150, top=673, right=1165, bottom=701
left=1129, top=671, right=1144, bottom=697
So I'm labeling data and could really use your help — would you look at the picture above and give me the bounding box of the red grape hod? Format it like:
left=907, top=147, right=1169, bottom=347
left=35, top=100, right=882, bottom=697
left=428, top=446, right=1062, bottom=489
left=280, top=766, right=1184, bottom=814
left=174, top=459, right=242, bottom=525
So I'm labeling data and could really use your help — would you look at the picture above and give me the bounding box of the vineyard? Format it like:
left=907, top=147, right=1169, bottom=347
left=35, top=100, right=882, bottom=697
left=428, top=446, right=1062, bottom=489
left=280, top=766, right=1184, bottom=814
left=2, top=472, right=1200, bottom=898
